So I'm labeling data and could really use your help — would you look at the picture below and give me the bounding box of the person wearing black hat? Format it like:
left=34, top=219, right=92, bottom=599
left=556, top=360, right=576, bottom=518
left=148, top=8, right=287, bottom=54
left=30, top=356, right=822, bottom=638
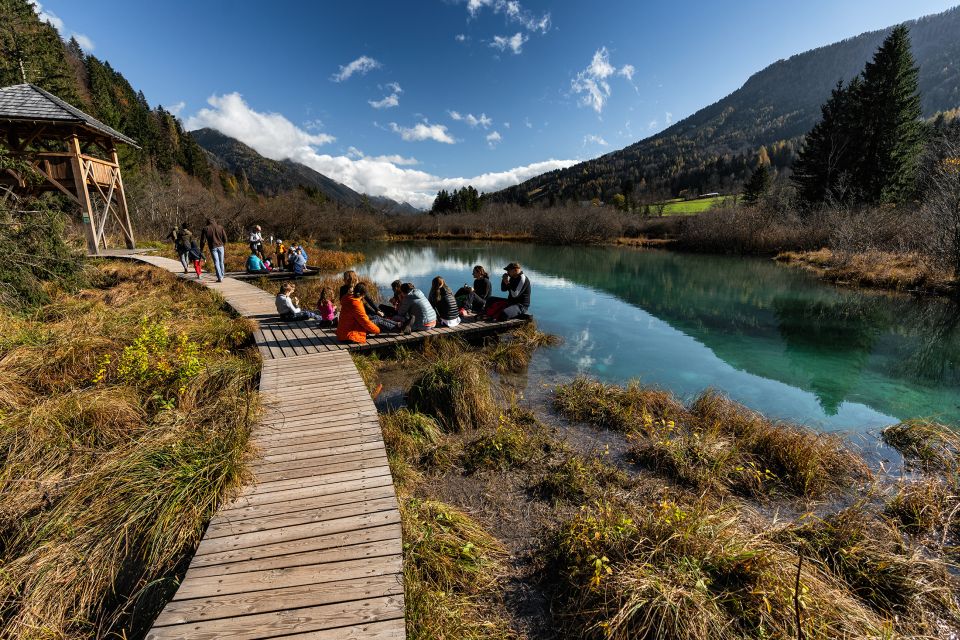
left=485, top=262, right=531, bottom=320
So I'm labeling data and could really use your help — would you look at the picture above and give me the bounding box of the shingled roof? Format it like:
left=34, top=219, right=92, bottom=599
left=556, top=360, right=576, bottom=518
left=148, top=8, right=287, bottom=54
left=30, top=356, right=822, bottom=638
left=0, top=83, right=139, bottom=148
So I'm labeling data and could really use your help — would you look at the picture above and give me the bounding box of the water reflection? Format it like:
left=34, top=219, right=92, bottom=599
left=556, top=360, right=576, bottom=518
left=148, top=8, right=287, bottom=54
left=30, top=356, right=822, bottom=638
left=350, top=242, right=960, bottom=430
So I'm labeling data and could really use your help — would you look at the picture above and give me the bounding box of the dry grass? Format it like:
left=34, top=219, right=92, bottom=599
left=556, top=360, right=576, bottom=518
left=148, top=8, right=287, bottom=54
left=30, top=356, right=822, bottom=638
left=482, top=320, right=562, bottom=374
left=546, top=492, right=960, bottom=640
left=0, top=260, right=259, bottom=639
left=783, top=505, right=960, bottom=633
left=553, top=376, right=687, bottom=433
left=881, top=420, right=960, bottom=474
left=777, top=248, right=955, bottom=294
left=407, top=351, right=496, bottom=433
left=401, top=498, right=513, bottom=640
left=556, top=379, right=867, bottom=499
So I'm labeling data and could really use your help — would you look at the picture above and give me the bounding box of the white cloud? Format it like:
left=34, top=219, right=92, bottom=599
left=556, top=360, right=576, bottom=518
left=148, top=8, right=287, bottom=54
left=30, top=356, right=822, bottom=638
left=389, top=122, right=456, bottom=144
left=455, top=33, right=467, bottom=42
left=185, top=92, right=335, bottom=151
left=183, top=92, right=575, bottom=209
left=665, top=111, right=674, bottom=125
left=648, top=120, right=658, bottom=130
left=491, top=32, right=527, bottom=55
left=524, top=117, right=533, bottom=128
left=571, top=47, right=634, bottom=114
left=486, top=130, right=502, bottom=147
left=367, top=82, right=403, bottom=109
left=29, top=1, right=95, bottom=51
left=331, top=55, right=381, bottom=82
left=466, top=0, right=550, bottom=34
left=369, top=93, right=399, bottom=109
left=347, top=146, right=419, bottom=166
left=303, top=118, right=325, bottom=131
left=583, top=134, right=608, bottom=146
left=449, top=110, right=493, bottom=128
left=166, top=101, right=186, bottom=117
left=72, top=33, right=95, bottom=52
left=503, top=121, right=510, bottom=128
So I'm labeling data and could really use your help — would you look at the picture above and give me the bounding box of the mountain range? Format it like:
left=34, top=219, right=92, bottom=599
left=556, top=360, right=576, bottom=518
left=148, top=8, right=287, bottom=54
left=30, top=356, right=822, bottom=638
left=191, top=128, right=419, bottom=214
left=488, top=6, right=960, bottom=206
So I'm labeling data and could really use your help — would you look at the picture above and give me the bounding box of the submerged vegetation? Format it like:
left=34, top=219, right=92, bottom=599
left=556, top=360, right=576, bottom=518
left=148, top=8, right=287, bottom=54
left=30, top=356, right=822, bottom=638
left=0, top=260, right=259, bottom=639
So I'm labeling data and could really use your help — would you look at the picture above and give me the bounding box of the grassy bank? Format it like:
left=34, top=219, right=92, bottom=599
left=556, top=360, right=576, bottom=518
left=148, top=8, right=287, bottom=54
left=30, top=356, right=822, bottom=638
left=354, top=334, right=960, bottom=639
left=776, top=248, right=956, bottom=295
left=0, top=260, right=260, bottom=639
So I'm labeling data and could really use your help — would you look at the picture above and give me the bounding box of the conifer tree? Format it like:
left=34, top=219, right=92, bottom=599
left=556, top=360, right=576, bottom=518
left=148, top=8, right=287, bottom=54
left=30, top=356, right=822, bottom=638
left=792, top=79, right=863, bottom=206
left=857, top=25, right=925, bottom=203
left=742, top=165, right=771, bottom=205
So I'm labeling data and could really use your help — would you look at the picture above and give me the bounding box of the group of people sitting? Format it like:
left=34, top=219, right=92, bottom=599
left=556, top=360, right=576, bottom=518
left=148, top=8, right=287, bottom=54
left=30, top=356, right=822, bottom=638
left=273, top=262, right=532, bottom=344
left=246, top=227, right=311, bottom=275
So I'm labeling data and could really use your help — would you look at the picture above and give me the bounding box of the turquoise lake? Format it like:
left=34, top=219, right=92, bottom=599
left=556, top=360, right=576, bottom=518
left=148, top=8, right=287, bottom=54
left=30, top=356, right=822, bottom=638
left=350, top=242, right=960, bottom=432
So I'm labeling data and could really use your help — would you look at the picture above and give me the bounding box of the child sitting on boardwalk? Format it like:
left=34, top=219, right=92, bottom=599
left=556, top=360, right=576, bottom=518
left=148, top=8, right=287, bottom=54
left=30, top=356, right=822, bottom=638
left=337, top=283, right=381, bottom=344
left=246, top=252, right=269, bottom=274
left=275, top=282, right=320, bottom=322
left=316, top=287, right=338, bottom=328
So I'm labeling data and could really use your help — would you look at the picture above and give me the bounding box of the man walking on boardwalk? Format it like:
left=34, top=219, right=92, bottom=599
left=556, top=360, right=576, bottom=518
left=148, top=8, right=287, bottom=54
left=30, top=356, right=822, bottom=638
left=200, top=217, right=228, bottom=282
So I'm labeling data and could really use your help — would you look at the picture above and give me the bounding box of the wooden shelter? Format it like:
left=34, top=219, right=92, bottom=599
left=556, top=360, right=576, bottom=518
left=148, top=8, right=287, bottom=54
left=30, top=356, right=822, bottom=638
left=0, top=83, right=139, bottom=255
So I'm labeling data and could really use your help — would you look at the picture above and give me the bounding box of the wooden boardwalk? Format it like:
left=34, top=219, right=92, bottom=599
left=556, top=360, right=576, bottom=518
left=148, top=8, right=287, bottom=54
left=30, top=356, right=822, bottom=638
left=127, top=256, right=406, bottom=639
left=114, top=255, right=524, bottom=639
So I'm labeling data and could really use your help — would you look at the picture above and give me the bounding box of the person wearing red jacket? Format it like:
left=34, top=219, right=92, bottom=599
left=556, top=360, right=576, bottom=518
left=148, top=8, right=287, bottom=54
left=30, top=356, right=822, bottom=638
left=336, top=283, right=381, bottom=344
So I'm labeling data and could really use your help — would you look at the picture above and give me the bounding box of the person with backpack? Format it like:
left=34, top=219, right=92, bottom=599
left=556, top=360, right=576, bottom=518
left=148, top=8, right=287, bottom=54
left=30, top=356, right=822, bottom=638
left=174, top=223, right=193, bottom=273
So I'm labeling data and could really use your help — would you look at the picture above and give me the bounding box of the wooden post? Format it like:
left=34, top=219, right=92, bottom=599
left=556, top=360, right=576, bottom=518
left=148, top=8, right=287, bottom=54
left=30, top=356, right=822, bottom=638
left=69, top=133, right=99, bottom=255
left=110, top=147, right=136, bottom=249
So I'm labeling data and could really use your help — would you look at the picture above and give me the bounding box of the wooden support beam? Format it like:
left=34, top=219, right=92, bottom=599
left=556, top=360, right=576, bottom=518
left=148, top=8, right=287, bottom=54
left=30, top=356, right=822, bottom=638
left=70, top=134, right=99, bottom=255
left=111, top=147, right=136, bottom=249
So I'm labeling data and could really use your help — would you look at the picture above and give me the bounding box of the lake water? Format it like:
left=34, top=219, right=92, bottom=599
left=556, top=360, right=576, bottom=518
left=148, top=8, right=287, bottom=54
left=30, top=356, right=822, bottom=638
left=349, top=241, right=960, bottom=432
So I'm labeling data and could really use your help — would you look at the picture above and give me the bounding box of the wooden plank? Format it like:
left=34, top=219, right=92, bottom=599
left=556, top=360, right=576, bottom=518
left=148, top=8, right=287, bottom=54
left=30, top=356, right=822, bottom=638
left=173, top=554, right=402, bottom=601
left=207, top=484, right=398, bottom=531
left=182, top=526, right=402, bottom=579
left=253, top=452, right=389, bottom=484
left=153, top=572, right=404, bottom=627
left=146, top=595, right=404, bottom=639
left=189, top=511, right=402, bottom=568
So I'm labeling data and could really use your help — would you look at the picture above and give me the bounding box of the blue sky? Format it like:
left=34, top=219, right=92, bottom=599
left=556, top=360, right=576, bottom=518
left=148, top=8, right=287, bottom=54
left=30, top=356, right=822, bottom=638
left=34, top=0, right=960, bottom=207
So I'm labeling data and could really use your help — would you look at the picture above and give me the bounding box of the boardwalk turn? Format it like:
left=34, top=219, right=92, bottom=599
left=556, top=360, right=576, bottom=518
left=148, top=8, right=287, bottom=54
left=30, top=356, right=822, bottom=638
left=123, top=255, right=406, bottom=639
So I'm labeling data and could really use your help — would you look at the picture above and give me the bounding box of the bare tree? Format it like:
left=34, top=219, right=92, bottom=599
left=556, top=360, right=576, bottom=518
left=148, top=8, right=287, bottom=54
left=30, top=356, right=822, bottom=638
left=921, top=131, right=960, bottom=280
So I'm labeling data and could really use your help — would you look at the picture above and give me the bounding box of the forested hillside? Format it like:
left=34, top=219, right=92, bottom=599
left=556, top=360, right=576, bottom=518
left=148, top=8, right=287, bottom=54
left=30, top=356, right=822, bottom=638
left=192, top=128, right=418, bottom=213
left=489, top=6, right=960, bottom=205
left=0, top=0, right=412, bottom=220
left=0, top=0, right=211, bottom=186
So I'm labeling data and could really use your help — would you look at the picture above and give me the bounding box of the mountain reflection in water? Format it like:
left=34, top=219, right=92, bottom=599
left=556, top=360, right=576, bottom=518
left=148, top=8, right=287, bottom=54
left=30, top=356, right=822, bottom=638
left=348, top=242, right=960, bottom=431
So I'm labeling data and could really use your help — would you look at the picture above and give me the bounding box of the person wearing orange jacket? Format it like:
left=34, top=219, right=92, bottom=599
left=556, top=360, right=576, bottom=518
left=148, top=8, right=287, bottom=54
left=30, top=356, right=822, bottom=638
left=336, top=283, right=382, bottom=344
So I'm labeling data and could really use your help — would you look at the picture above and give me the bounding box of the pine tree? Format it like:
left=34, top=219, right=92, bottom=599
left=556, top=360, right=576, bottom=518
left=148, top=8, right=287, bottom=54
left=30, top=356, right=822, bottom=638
left=792, top=79, right=863, bottom=206
left=857, top=25, right=925, bottom=203
left=742, top=165, right=772, bottom=205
